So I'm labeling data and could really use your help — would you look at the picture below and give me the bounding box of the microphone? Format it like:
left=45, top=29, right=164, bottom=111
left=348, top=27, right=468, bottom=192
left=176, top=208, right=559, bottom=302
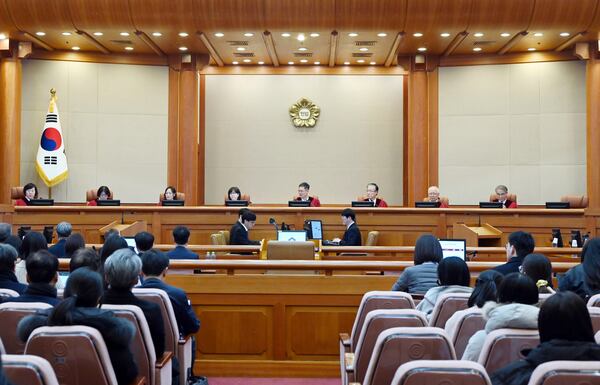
left=269, top=218, right=279, bottom=231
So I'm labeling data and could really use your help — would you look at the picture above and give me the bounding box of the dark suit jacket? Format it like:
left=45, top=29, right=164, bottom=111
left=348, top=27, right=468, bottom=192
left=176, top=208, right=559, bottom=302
left=102, top=288, right=166, bottom=358
left=230, top=221, right=260, bottom=245
left=0, top=271, right=27, bottom=294
left=141, top=278, right=200, bottom=336
left=340, top=223, right=362, bottom=246
left=6, top=283, right=60, bottom=306
left=48, top=239, right=66, bottom=257
left=493, top=256, right=525, bottom=275
left=166, top=245, right=199, bottom=260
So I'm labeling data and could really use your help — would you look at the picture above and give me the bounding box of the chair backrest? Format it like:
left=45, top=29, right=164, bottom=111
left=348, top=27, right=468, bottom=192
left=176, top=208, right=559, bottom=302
left=86, top=189, right=113, bottom=201
left=365, top=231, right=379, bottom=247
left=353, top=309, right=428, bottom=384
left=210, top=233, right=226, bottom=246
left=560, top=195, right=589, bottom=208
left=266, top=241, right=314, bottom=260
left=445, top=307, right=486, bottom=358
left=528, top=360, right=600, bottom=385
left=589, top=307, right=600, bottom=334
left=158, top=192, right=186, bottom=202
left=489, top=193, right=517, bottom=203
left=537, top=293, right=554, bottom=304
left=477, top=328, right=539, bottom=374
left=351, top=291, right=415, bottom=349
left=0, top=302, right=53, bottom=354
left=587, top=294, right=600, bottom=307
left=25, top=325, right=118, bottom=385
left=0, top=288, right=20, bottom=299
left=429, top=292, right=471, bottom=328
left=101, top=304, right=155, bottom=385
left=391, top=360, right=491, bottom=385
left=10, top=187, right=24, bottom=200
left=362, top=327, right=456, bottom=385
left=132, top=288, right=179, bottom=354
left=219, top=230, right=230, bottom=245
left=595, top=330, right=600, bottom=344
left=3, top=354, right=60, bottom=385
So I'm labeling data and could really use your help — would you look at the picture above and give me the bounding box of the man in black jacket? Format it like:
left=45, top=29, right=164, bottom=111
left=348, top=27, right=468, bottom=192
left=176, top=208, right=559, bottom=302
left=7, top=250, right=59, bottom=306
left=230, top=211, right=261, bottom=245
left=333, top=208, right=361, bottom=246
left=494, top=231, right=534, bottom=275
left=0, top=244, right=27, bottom=294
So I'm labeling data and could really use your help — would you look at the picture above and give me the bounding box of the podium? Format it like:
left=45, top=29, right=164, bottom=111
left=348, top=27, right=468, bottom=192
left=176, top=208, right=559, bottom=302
left=99, top=220, right=147, bottom=239
left=453, top=223, right=502, bottom=247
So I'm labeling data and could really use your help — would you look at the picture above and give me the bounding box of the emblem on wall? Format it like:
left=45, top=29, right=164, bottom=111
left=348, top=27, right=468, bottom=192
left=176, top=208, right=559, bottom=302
left=289, top=98, right=320, bottom=127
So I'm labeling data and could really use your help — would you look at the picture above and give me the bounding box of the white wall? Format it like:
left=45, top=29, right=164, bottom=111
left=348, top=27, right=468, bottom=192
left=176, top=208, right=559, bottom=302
left=204, top=75, right=404, bottom=205
left=21, top=60, right=168, bottom=203
left=439, top=61, right=586, bottom=205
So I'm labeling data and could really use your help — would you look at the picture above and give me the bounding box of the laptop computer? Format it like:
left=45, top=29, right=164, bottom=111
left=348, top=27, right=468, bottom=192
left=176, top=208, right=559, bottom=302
left=439, top=239, right=467, bottom=260
left=277, top=230, right=308, bottom=242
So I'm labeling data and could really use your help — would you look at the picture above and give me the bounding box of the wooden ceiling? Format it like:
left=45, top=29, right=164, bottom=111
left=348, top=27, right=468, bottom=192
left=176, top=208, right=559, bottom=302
left=0, top=0, right=599, bottom=66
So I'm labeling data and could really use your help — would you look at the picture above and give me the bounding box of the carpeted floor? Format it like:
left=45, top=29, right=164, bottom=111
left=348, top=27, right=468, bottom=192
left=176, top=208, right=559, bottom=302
left=207, top=378, right=341, bottom=385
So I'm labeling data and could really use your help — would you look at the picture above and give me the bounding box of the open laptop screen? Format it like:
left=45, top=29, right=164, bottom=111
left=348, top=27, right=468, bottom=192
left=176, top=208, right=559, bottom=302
left=277, top=230, right=307, bottom=242
left=439, top=239, right=466, bottom=260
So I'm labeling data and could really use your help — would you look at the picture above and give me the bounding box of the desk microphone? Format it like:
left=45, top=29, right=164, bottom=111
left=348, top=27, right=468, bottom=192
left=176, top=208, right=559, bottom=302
left=269, top=218, right=279, bottom=232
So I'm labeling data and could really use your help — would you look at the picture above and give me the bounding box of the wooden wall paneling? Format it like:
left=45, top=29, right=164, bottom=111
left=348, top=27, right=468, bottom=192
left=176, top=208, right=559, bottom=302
left=193, top=0, right=265, bottom=31
left=402, top=75, right=408, bottom=206
left=427, top=67, right=438, bottom=188
left=168, top=59, right=180, bottom=188
left=199, top=65, right=406, bottom=75
left=264, top=0, right=334, bottom=31
left=334, top=0, right=407, bottom=31
left=177, top=57, right=199, bottom=205
left=587, top=41, right=600, bottom=212
left=439, top=51, right=577, bottom=67
left=0, top=0, right=18, bottom=38
left=198, top=73, right=206, bottom=205
left=0, top=48, right=21, bottom=204
left=27, top=49, right=168, bottom=65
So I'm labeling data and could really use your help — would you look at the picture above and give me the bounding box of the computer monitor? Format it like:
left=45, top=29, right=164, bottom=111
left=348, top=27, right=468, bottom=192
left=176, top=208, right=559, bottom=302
left=479, top=202, right=503, bottom=209
left=352, top=200, right=376, bottom=207
left=546, top=202, right=570, bottom=209
left=28, top=199, right=54, bottom=206
left=277, top=230, right=307, bottom=242
left=225, top=200, right=249, bottom=207
left=288, top=200, right=310, bottom=207
left=304, top=220, right=323, bottom=240
left=97, top=199, right=121, bottom=206
left=439, top=239, right=467, bottom=260
left=162, top=199, right=185, bottom=206
left=415, top=201, right=440, bottom=208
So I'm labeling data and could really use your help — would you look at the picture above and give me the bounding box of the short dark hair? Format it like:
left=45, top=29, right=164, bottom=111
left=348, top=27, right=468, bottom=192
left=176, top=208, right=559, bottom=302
left=228, top=186, right=241, bottom=199
left=241, top=211, right=257, bottom=222
left=413, top=234, right=443, bottom=264
left=341, top=208, right=356, bottom=221
left=0, top=223, right=11, bottom=242
left=97, top=185, right=111, bottom=198
left=4, top=235, right=22, bottom=256
left=367, top=183, right=379, bottom=192
left=164, top=186, right=177, bottom=198
left=20, top=231, right=48, bottom=260
left=468, top=270, right=503, bottom=308
left=26, top=250, right=58, bottom=283
left=99, top=235, right=128, bottom=264
left=50, top=268, right=104, bottom=326
left=522, top=253, right=553, bottom=290
left=0, top=244, right=18, bottom=274
left=173, top=226, right=191, bottom=245
left=583, top=237, right=600, bottom=292
left=298, top=182, right=310, bottom=190
left=238, top=208, right=250, bottom=217
left=141, top=249, right=169, bottom=276
left=70, top=248, right=101, bottom=273
left=508, top=231, right=535, bottom=258
left=539, top=291, right=594, bottom=343
left=65, top=233, right=86, bottom=258
left=497, top=272, right=538, bottom=305
left=438, top=257, right=470, bottom=286
left=134, top=231, right=155, bottom=252
left=23, top=183, right=39, bottom=198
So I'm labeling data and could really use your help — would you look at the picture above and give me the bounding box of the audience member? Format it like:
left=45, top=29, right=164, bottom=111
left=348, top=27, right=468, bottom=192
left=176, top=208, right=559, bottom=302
left=64, top=233, right=86, bottom=259
left=167, top=226, right=199, bottom=259
left=391, top=234, right=442, bottom=293
left=230, top=211, right=261, bottom=246
left=492, top=184, right=517, bottom=208
left=7, top=250, right=59, bottom=305
left=521, top=253, right=554, bottom=294
left=295, top=182, right=320, bottom=207
left=363, top=183, right=388, bottom=207
left=0, top=244, right=27, bottom=294
left=559, top=238, right=600, bottom=299
left=14, top=183, right=38, bottom=206
left=416, top=256, right=472, bottom=317
left=69, top=248, right=101, bottom=272
left=494, top=231, right=534, bottom=275
left=100, top=235, right=128, bottom=265
left=426, top=186, right=449, bottom=208
left=332, top=208, right=361, bottom=246
left=16, top=231, right=48, bottom=284
left=0, top=223, right=11, bottom=243
left=491, top=291, right=600, bottom=385
left=48, top=221, right=72, bottom=257
left=3, top=236, right=21, bottom=255
left=462, top=273, right=539, bottom=361
left=102, top=248, right=165, bottom=358
left=17, top=268, right=138, bottom=385
left=134, top=231, right=155, bottom=254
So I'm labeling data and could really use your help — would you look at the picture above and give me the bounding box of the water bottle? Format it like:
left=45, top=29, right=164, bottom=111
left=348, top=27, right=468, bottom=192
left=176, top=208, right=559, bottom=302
left=205, top=251, right=211, bottom=259
left=552, top=237, right=558, bottom=248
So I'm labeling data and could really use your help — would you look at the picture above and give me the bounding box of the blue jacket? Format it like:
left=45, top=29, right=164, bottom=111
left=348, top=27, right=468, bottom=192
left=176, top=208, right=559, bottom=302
left=166, top=245, right=199, bottom=260
left=0, top=271, right=27, bottom=294
left=5, top=283, right=60, bottom=306
left=48, top=239, right=66, bottom=258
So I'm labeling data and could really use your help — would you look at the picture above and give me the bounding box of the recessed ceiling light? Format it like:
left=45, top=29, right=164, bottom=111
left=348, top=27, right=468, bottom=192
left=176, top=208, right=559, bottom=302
left=440, top=32, right=451, bottom=37
left=300, top=59, right=308, bottom=63
left=232, top=61, right=239, bottom=65
left=357, top=59, right=365, bottom=63
left=314, top=61, right=320, bottom=65
left=36, top=32, right=46, bottom=36
left=236, top=47, right=246, bottom=51
left=62, top=32, right=72, bottom=36
left=258, top=61, right=264, bottom=65
left=473, top=32, right=484, bottom=37
left=370, top=61, right=376, bottom=65
left=281, top=33, right=291, bottom=37
left=417, top=47, right=427, bottom=52
left=534, top=32, right=543, bottom=37
left=528, top=47, right=536, bottom=51
left=359, top=47, right=368, bottom=52
left=120, top=32, right=129, bottom=37
left=560, top=32, right=570, bottom=37
left=179, top=46, right=188, bottom=51
left=214, top=32, right=224, bottom=37
left=93, top=32, right=103, bottom=36
left=297, top=34, right=305, bottom=41
left=473, top=47, right=482, bottom=52
left=500, top=32, right=511, bottom=37
left=244, top=33, right=254, bottom=37
left=348, top=32, right=358, bottom=37
left=413, top=32, right=423, bottom=37
left=178, top=32, right=189, bottom=37
left=298, top=47, right=308, bottom=51
left=152, top=32, right=162, bottom=37
left=288, top=61, right=294, bottom=65
left=72, top=46, right=80, bottom=51
left=243, top=59, right=251, bottom=63
left=344, top=61, right=350, bottom=65
left=310, top=33, right=319, bottom=37
left=125, top=47, right=134, bottom=51
left=377, top=32, right=387, bottom=37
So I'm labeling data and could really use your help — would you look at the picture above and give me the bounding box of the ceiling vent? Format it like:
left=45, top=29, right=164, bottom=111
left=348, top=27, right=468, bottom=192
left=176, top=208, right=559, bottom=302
left=233, top=52, right=255, bottom=57
left=110, top=40, right=133, bottom=45
left=352, top=52, right=373, bottom=57
left=294, top=52, right=313, bottom=57
left=228, top=40, right=249, bottom=46
left=355, top=41, right=377, bottom=46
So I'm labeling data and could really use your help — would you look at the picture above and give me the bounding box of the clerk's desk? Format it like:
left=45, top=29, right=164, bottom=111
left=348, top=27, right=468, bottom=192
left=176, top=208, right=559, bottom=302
left=4, top=205, right=594, bottom=247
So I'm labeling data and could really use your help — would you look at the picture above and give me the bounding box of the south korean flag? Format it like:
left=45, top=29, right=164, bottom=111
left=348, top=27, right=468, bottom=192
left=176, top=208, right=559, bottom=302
left=36, top=89, right=68, bottom=187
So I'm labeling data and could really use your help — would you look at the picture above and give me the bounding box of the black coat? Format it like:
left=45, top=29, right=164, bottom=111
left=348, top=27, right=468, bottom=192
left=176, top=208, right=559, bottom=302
left=230, top=221, right=260, bottom=245
left=558, top=264, right=597, bottom=300
left=48, top=239, right=66, bottom=258
left=493, top=256, right=525, bottom=276
left=6, top=283, right=60, bottom=306
left=340, top=223, right=361, bottom=246
left=491, top=339, right=600, bottom=385
left=0, top=271, right=27, bottom=294
left=166, top=245, right=199, bottom=260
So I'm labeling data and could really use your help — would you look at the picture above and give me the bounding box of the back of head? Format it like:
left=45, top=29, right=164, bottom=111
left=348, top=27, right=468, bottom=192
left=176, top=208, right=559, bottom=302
left=3, top=235, right=22, bottom=256
left=413, top=234, right=443, bottom=264
left=104, top=248, right=141, bottom=290
left=65, top=233, right=86, bottom=258
left=508, top=231, right=535, bottom=258
left=141, top=249, right=169, bottom=277
left=134, top=231, right=155, bottom=252
left=172, top=226, right=190, bottom=245
left=26, top=250, right=58, bottom=284
left=497, top=272, right=538, bottom=305
left=438, top=256, right=470, bottom=286
left=0, top=244, right=18, bottom=274
left=241, top=211, right=256, bottom=222
left=49, top=268, right=104, bottom=326
left=20, top=231, right=48, bottom=260
left=468, top=269, right=504, bottom=308
left=100, top=235, right=128, bottom=263
left=583, top=238, right=600, bottom=292
left=341, top=208, right=355, bottom=221
left=538, top=291, right=594, bottom=343
left=0, top=223, right=11, bottom=243
left=238, top=208, right=250, bottom=218
left=56, top=222, right=72, bottom=238
left=522, top=253, right=553, bottom=289
left=70, top=248, right=101, bottom=272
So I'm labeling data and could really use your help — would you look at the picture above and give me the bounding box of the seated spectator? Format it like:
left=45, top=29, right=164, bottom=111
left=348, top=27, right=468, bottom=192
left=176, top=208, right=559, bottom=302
left=167, top=226, right=199, bottom=259
left=17, top=268, right=138, bottom=385
left=521, top=253, right=554, bottom=294
left=102, top=248, right=165, bottom=358
left=391, top=234, right=442, bottom=294
left=416, top=256, right=472, bottom=317
left=0, top=244, right=27, bottom=294
left=3, top=235, right=21, bottom=255
left=48, top=221, right=72, bottom=257
left=64, top=233, right=85, bottom=259
left=558, top=237, right=600, bottom=300
left=16, top=232, right=48, bottom=284
left=69, top=248, right=101, bottom=273
left=491, top=291, right=600, bottom=385
left=462, top=273, right=539, bottom=361
left=100, top=235, right=128, bottom=266
left=6, top=250, right=59, bottom=306
left=494, top=231, right=535, bottom=276
left=134, top=231, right=155, bottom=254
left=0, top=223, right=11, bottom=243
